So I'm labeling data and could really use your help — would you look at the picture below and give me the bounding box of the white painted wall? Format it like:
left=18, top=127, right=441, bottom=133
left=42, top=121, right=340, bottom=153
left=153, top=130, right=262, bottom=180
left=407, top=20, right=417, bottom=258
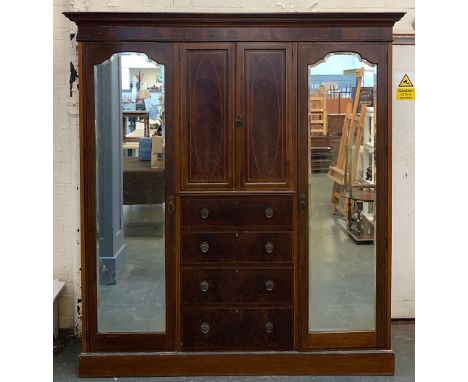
left=392, top=44, right=415, bottom=318
left=53, top=0, right=415, bottom=333
left=53, top=0, right=82, bottom=332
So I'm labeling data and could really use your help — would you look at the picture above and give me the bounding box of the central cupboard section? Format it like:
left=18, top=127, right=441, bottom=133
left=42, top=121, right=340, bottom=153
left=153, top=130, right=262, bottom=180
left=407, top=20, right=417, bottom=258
left=179, top=43, right=295, bottom=191
left=178, top=43, right=296, bottom=350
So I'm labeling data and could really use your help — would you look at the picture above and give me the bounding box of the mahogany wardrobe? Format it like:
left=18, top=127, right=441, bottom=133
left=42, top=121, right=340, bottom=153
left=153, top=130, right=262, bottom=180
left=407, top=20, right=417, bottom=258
left=64, top=11, right=404, bottom=377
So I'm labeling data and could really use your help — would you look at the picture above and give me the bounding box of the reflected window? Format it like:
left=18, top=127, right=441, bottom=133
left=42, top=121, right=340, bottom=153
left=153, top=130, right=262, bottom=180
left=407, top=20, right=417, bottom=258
left=94, top=52, right=166, bottom=333
left=308, top=53, right=377, bottom=332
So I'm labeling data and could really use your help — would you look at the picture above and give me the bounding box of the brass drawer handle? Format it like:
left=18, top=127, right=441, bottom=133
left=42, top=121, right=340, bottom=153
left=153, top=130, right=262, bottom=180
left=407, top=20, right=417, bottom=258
left=265, top=321, right=274, bottom=333
left=264, top=241, right=274, bottom=254
left=200, top=322, right=210, bottom=334
left=200, top=208, right=209, bottom=219
left=200, top=241, right=210, bottom=253
left=265, top=207, right=274, bottom=219
left=265, top=280, right=275, bottom=291
left=200, top=280, right=209, bottom=292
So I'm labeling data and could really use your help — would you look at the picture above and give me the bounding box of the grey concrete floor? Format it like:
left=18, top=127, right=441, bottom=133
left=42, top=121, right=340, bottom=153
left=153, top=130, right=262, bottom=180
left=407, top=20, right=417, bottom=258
left=53, top=322, right=414, bottom=381
left=308, top=173, right=375, bottom=331
left=98, top=204, right=166, bottom=333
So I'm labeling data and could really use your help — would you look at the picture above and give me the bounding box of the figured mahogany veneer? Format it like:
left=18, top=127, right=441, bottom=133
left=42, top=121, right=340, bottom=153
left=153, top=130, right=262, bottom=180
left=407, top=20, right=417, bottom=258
left=180, top=44, right=235, bottom=190
left=181, top=231, right=292, bottom=264
left=181, top=307, right=293, bottom=350
left=238, top=43, right=294, bottom=190
left=181, top=267, right=293, bottom=305
left=180, top=193, right=294, bottom=351
left=181, top=196, right=293, bottom=228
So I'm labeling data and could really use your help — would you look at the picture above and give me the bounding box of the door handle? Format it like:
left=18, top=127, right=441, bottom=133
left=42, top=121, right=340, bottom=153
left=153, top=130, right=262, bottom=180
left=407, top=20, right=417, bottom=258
left=235, top=114, right=244, bottom=128
left=167, top=195, right=175, bottom=215
left=299, top=194, right=306, bottom=214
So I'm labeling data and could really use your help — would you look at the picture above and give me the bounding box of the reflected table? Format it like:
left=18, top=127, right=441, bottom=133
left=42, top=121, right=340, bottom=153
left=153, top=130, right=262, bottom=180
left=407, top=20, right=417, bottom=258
left=122, top=110, right=150, bottom=139
left=123, top=157, right=164, bottom=205
left=344, top=188, right=375, bottom=242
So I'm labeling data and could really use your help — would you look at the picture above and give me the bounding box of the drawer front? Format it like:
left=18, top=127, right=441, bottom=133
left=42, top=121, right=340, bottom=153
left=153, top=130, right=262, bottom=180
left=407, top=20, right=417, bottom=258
left=181, top=231, right=292, bottom=264
left=181, top=267, right=292, bottom=305
left=181, top=199, right=237, bottom=227
left=181, top=197, right=293, bottom=227
left=181, top=308, right=292, bottom=350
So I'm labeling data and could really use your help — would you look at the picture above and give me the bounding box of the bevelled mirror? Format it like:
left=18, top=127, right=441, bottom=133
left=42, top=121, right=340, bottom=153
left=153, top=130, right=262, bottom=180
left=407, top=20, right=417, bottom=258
left=307, top=52, right=377, bottom=332
left=94, top=52, right=166, bottom=333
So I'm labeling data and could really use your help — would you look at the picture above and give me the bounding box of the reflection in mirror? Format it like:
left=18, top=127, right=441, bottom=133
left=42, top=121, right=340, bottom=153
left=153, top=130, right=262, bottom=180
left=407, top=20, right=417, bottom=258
left=308, top=53, right=377, bottom=332
left=95, top=52, right=166, bottom=332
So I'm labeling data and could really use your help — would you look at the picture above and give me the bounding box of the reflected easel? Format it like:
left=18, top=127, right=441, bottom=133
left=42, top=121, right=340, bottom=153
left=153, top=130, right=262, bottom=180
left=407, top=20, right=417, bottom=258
left=327, top=67, right=367, bottom=216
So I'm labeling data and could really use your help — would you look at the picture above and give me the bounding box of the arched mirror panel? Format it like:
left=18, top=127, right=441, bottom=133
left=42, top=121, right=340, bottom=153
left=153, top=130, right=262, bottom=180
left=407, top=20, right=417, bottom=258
left=307, top=52, right=377, bottom=332
left=94, top=52, right=167, bottom=333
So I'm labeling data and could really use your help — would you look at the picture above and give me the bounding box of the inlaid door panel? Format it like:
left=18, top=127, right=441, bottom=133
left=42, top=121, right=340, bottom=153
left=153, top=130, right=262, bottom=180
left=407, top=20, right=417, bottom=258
left=237, top=43, right=295, bottom=190
left=180, top=43, right=235, bottom=190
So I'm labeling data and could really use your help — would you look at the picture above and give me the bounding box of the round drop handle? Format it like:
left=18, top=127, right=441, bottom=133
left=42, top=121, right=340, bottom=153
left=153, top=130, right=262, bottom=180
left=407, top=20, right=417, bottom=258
left=200, top=241, right=210, bottom=253
left=200, top=322, right=210, bottom=334
left=265, top=207, right=274, bottom=219
left=264, top=241, right=274, bottom=254
left=200, top=208, right=209, bottom=219
left=200, top=280, right=209, bottom=292
left=265, top=280, right=275, bottom=291
left=265, top=321, right=274, bottom=333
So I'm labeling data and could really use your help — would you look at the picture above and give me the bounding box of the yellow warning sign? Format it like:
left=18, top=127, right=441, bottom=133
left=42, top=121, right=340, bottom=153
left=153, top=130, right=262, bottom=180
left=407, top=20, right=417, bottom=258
left=396, top=74, right=415, bottom=100
left=398, top=74, right=414, bottom=87
left=396, top=87, right=415, bottom=100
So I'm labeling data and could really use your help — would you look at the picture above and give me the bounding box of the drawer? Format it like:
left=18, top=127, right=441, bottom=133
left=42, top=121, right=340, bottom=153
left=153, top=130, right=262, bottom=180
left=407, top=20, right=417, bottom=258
left=181, top=231, right=292, bottom=264
left=181, top=307, right=292, bottom=350
left=181, top=267, right=292, bottom=305
left=181, top=196, right=293, bottom=228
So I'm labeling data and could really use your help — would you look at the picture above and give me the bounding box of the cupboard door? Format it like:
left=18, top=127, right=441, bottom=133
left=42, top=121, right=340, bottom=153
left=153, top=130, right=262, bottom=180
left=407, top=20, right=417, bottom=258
left=180, top=44, right=235, bottom=190
left=237, top=43, right=295, bottom=190
left=88, top=43, right=176, bottom=352
left=298, top=43, right=389, bottom=350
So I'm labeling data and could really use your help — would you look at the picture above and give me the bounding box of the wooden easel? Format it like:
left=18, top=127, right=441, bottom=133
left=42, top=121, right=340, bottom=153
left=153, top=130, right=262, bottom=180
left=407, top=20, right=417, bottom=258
left=327, top=68, right=368, bottom=215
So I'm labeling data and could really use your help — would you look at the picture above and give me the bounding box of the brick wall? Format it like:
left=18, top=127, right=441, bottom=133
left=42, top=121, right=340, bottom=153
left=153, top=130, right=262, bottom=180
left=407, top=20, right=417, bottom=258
left=53, top=0, right=415, bottom=333
left=54, top=0, right=78, bottom=331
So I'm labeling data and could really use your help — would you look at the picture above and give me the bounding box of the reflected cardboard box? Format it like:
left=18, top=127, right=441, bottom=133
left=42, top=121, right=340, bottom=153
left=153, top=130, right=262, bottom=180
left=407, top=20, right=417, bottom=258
left=138, top=137, right=152, bottom=161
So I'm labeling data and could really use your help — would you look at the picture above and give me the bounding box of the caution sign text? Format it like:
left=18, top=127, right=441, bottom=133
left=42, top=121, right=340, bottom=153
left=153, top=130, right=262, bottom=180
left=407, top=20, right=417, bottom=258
left=396, top=87, right=415, bottom=100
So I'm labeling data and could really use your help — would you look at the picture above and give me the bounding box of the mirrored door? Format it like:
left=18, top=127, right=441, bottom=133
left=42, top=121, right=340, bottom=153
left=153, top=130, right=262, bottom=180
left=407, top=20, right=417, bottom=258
left=95, top=52, right=167, bottom=333
left=298, top=43, right=390, bottom=350
left=83, top=43, right=175, bottom=351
